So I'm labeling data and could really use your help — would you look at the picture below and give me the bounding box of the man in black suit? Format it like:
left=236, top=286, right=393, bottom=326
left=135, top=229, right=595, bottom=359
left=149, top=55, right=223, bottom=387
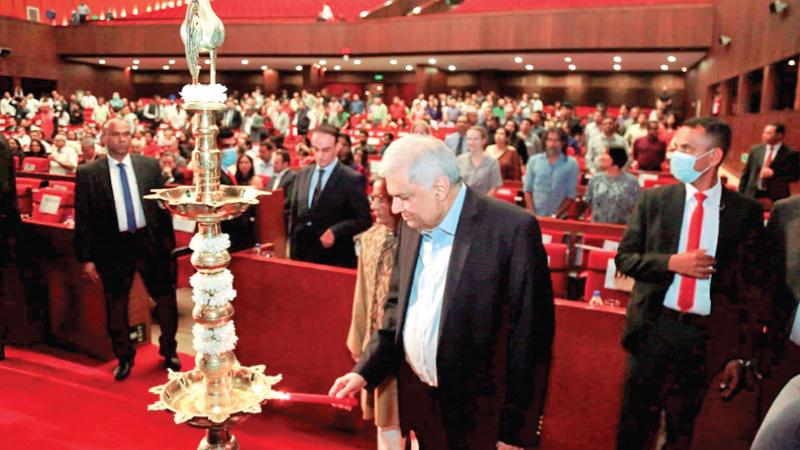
left=289, top=124, right=370, bottom=268
left=0, top=134, right=20, bottom=361
left=739, top=122, right=799, bottom=204
left=74, top=118, right=180, bottom=381
left=219, top=99, right=242, bottom=130
left=329, top=134, right=555, bottom=450
left=270, top=149, right=296, bottom=228
left=615, top=117, right=766, bottom=450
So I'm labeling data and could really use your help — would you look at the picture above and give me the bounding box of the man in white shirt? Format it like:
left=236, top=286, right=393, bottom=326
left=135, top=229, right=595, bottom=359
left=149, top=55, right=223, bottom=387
left=48, top=134, right=78, bottom=175
left=80, top=90, right=98, bottom=110
left=330, top=134, right=554, bottom=450
left=614, top=117, right=766, bottom=450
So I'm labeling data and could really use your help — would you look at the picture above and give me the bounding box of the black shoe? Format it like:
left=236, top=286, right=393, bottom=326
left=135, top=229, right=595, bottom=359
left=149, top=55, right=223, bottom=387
left=164, top=354, right=181, bottom=372
left=0, top=344, right=5, bottom=361
left=113, top=359, right=134, bottom=381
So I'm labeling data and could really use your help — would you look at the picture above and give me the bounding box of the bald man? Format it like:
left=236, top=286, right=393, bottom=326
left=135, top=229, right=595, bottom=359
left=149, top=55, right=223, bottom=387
left=74, top=118, right=180, bottom=381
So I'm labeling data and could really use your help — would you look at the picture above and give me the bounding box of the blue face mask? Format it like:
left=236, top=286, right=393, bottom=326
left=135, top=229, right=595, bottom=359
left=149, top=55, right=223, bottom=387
left=670, top=149, right=714, bottom=184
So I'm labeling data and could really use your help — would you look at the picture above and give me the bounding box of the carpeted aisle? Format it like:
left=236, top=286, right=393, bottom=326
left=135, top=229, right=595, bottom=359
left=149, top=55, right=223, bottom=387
left=0, top=345, right=372, bottom=449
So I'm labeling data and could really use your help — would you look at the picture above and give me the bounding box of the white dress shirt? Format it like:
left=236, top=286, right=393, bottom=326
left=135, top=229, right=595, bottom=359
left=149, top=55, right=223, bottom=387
left=49, top=146, right=78, bottom=175
left=403, top=185, right=467, bottom=387
left=757, top=143, right=781, bottom=191
left=662, top=179, right=722, bottom=316
left=271, top=168, right=289, bottom=191
left=108, top=154, right=147, bottom=232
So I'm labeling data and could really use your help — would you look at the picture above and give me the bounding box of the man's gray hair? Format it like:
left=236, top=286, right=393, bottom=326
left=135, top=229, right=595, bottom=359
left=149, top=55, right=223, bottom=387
left=81, top=137, right=95, bottom=147
left=380, top=134, right=460, bottom=190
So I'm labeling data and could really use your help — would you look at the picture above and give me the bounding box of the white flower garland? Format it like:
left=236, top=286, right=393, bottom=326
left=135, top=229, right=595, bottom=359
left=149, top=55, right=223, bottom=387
left=180, top=83, right=228, bottom=104
left=189, top=233, right=231, bottom=254
left=192, top=322, right=238, bottom=355
left=189, top=269, right=236, bottom=307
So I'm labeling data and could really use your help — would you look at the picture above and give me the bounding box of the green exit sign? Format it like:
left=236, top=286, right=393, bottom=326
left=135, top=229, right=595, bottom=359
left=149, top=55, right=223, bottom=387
left=374, top=74, right=384, bottom=81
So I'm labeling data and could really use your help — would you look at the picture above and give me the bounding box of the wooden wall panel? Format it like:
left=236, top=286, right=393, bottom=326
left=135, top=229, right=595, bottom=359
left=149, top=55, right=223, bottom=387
left=53, top=4, right=714, bottom=57
left=0, top=18, right=60, bottom=81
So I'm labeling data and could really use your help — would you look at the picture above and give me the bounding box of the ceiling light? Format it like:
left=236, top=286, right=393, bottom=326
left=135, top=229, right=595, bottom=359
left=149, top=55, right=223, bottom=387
left=168, top=59, right=176, bottom=64
left=667, top=55, right=677, bottom=63
left=613, top=56, right=622, bottom=63
left=568, top=64, right=577, bottom=71
left=98, top=59, right=106, bottom=65
left=204, top=59, right=211, bottom=65
left=295, top=65, right=303, bottom=71
left=319, top=59, right=327, bottom=66
left=514, top=56, right=523, bottom=63
left=359, top=10, right=369, bottom=18
left=389, top=59, right=398, bottom=65
left=525, top=64, right=534, bottom=71
left=131, top=65, right=139, bottom=70
left=660, top=64, right=669, bottom=71
left=428, top=58, right=437, bottom=64
left=448, top=65, right=456, bottom=71
left=411, top=6, right=422, bottom=14
left=353, top=59, right=362, bottom=65
left=788, top=59, right=796, bottom=66
left=162, top=65, right=170, bottom=70
left=334, top=65, right=341, bottom=71
left=132, top=59, right=140, bottom=64
left=405, top=65, right=413, bottom=71
left=613, top=64, right=622, bottom=71
left=241, top=59, right=249, bottom=65
left=681, top=66, right=688, bottom=72
left=564, top=56, right=572, bottom=62
left=260, top=65, right=268, bottom=70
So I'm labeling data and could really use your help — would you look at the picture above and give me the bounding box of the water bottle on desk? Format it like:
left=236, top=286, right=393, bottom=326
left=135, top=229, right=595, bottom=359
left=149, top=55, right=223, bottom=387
left=589, top=290, right=603, bottom=307
left=253, top=243, right=261, bottom=257
left=63, top=214, right=75, bottom=229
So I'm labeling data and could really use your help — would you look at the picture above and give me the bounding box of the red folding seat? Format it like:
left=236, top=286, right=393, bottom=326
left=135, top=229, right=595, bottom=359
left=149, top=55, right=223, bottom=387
left=544, top=242, right=568, bottom=298
left=581, top=249, right=631, bottom=307
left=49, top=180, right=76, bottom=192
left=21, top=157, right=50, bottom=173
left=31, top=188, right=75, bottom=223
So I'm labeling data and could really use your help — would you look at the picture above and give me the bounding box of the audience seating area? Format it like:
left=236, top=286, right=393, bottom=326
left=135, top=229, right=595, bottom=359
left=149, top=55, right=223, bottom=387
left=451, top=0, right=714, bottom=15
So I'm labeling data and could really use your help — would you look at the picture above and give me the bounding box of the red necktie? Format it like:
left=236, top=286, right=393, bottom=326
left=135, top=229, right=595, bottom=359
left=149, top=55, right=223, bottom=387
left=764, top=146, right=774, bottom=167
left=677, top=192, right=707, bottom=312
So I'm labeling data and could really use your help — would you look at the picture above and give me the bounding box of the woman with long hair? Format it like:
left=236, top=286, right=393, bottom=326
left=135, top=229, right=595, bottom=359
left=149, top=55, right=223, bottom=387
left=485, top=128, right=523, bottom=181
left=232, top=153, right=264, bottom=189
left=26, top=139, right=47, bottom=158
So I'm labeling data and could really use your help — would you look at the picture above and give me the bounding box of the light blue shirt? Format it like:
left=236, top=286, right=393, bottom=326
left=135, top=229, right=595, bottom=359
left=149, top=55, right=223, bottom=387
left=403, top=184, right=466, bottom=387
left=306, top=161, right=337, bottom=209
left=523, top=153, right=579, bottom=217
left=662, top=179, right=721, bottom=316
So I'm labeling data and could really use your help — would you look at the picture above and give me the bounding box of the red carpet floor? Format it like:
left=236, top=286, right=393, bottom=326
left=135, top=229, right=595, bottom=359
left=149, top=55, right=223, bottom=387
left=0, top=345, right=373, bottom=449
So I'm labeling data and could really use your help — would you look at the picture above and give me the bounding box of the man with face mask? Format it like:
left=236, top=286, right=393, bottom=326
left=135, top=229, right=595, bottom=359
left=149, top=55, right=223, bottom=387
left=614, top=117, right=766, bottom=450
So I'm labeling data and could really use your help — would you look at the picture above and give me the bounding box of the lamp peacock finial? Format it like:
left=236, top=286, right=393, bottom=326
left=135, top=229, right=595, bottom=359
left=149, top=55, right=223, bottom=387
left=180, top=0, right=225, bottom=85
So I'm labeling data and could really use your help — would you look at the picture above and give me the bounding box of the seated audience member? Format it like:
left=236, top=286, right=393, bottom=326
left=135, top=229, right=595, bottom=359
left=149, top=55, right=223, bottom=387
left=232, top=154, right=264, bottom=189
left=337, top=135, right=358, bottom=170
left=346, top=177, right=403, bottom=450
left=632, top=121, right=667, bottom=171
left=739, top=122, right=799, bottom=205
left=457, top=126, right=502, bottom=196
left=49, top=134, right=79, bottom=175
left=7, top=138, right=24, bottom=169
left=163, top=141, right=187, bottom=168
left=270, top=149, right=296, bottom=228
left=523, top=127, right=579, bottom=217
left=486, top=128, right=523, bottom=181
left=249, top=140, right=275, bottom=177
left=353, top=129, right=375, bottom=155
left=586, top=116, right=627, bottom=173
left=80, top=137, right=99, bottom=164
left=159, top=153, right=184, bottom=184
left=139, top=131, right=162, bottom=158
left=379, top=133, right=394, bottom=157
left=585, top=146, right=640, bottom=224
left=25, top=139, right=47, bottom=159
left=444, top=115, right=469, bottom=156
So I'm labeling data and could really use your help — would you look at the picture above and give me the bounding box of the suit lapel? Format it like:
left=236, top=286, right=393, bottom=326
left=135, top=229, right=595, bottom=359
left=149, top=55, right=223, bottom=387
left=129, top=154, right=149, bottom=196
left=96, top=157, right=120, bottom=230
left=716, top=188, right=741, bottom=261
left=662, top=183, right=686, bottom=253
left=297, top=167, right=312, bottom=214
left=395, top=224, right=421, bottom=344
left=438, top=188, right=477, bottom=338
left=317, top=162, right=342, bottom=206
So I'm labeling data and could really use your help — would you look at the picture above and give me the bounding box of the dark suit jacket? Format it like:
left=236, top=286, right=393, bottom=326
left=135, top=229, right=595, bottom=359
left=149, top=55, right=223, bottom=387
left=616, top=183, right=766, bottom=371
left=218, top=108, right=242, bottom=130
left=739, top=144, right=799, bottom=201
left=74, top=154, right=175, bottom=265
left=766, top=195, right=800, bottom=354
left=354, top=188, right=555, bottom=447
left=0, top=135, right=20, bottom=261
left=289, top=162, right=370, bottom=268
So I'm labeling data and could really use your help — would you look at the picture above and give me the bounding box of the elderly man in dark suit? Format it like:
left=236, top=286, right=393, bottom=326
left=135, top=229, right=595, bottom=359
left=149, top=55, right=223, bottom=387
left=614, top=117, right=766, bottom=450
left=752, top=195, right=800, bottom=448
left=289, top=124, right=370, bottom=268
left=739, top=122, right=799, bottom=205
left=329, top=134, right=555, bottom=450
left=74, top=118, right=180, bottom=381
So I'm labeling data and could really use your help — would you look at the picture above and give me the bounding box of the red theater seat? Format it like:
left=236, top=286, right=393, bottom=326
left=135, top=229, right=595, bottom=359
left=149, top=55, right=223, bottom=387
left=545, top=243, right=568, bottom=298
left=32, top=188, right=75, bottom=223
left=21, top=157, right=50, bottom=173
left=493, top=186, right=516, bottom=204
left=643, top=177, right=679, bottom=189
left=48, top=180, right=76, bottom=192
left=581, top=249, right=631, bottom=307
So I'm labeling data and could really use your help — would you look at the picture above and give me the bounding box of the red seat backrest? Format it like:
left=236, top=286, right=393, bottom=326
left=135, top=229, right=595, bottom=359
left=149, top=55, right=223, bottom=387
left=21, top=157, right=50, bottom=173
left=544, top=242, right=568, bottom=298
left=48, top=180, right=76, bottom=192
left=32, top=188, right=75, bottom=223
left=582, top=249, right=630, bottom=307
left=493, top=187, right=516, bottom=204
